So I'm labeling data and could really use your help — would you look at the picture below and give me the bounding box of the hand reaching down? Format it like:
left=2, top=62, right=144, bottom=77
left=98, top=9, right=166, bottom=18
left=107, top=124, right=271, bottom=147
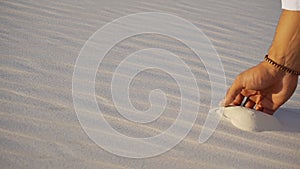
left=224, top=61, right=298, bottom=115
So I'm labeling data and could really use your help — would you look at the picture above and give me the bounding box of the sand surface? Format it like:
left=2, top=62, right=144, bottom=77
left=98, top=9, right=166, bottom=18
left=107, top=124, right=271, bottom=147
left=1, top=0, right=300, bottom=168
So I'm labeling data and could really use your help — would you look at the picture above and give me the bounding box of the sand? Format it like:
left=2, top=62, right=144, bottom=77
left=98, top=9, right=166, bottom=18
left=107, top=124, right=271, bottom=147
left=1, top=0, right=300, bottom=168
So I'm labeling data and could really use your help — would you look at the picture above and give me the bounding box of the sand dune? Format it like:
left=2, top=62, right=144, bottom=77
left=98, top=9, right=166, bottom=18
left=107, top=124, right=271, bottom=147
left=1, top=0, right=300, bottom=168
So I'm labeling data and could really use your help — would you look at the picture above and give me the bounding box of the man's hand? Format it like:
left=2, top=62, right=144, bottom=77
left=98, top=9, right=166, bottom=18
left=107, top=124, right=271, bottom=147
left=224, top=61, right=298, bottom=115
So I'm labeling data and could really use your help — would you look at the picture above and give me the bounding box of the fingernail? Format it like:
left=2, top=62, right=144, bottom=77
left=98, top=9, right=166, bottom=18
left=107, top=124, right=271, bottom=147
left=255, top=104, right=262, bottom=111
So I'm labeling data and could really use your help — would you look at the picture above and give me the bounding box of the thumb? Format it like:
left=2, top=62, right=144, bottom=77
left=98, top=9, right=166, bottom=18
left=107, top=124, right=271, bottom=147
left=224, top=79, right=243, bottom=106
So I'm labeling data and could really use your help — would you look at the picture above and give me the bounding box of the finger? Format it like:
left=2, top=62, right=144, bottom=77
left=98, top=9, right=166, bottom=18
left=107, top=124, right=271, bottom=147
left=260, top=98, right=277, bottom=111
left=259, top=98, right=279, bottom=115
left=255, top=104, right=263, bottom=111
left=224, top=81, right=243, bottom=106
left=231, top=93, right=245, bottom=106
left=243, top=99, right=256, bottom=109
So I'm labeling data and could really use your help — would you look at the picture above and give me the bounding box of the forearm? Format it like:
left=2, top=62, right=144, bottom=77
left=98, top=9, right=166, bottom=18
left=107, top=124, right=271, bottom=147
left=268, top=10, right=300, bottom=72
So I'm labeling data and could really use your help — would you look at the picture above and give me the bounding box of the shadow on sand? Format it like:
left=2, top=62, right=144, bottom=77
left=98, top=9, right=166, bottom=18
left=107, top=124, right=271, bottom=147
left=274, top=108, right=300, bottom=132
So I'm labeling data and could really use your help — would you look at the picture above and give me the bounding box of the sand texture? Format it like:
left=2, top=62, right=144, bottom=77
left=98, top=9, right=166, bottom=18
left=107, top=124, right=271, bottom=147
left=1, top=0, right=300, bottom=169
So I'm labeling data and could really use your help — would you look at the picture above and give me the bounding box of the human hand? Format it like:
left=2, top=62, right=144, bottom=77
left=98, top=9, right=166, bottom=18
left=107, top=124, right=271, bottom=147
left=224, top=61, right=298, bottom=115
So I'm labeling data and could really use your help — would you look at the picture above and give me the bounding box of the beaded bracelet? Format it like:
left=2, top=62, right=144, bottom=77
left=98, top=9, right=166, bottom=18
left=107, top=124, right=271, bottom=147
left=264, top=55, right=300, bottom=75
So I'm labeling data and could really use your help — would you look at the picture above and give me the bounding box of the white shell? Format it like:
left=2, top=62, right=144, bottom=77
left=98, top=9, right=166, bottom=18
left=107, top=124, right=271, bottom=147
left=223, top=106, right=282, bottom=132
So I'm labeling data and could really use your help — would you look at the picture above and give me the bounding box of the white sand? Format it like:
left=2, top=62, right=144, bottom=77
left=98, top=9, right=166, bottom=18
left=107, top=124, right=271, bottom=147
left=1, top=0, right=300, bottom=169
left=223, top=106, right=283, bottom=132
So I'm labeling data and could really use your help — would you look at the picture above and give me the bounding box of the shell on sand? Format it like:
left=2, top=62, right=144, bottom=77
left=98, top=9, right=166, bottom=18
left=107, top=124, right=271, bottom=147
left=223, top=106, right=282, bottom=132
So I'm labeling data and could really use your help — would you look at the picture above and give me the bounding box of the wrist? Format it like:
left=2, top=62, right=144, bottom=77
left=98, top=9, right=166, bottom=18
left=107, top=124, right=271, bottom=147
left=268, top=47, right=300, bottom=72
left=263, top=55, right=300, bottom=76
left=260, top=61, right=283, bottom=77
